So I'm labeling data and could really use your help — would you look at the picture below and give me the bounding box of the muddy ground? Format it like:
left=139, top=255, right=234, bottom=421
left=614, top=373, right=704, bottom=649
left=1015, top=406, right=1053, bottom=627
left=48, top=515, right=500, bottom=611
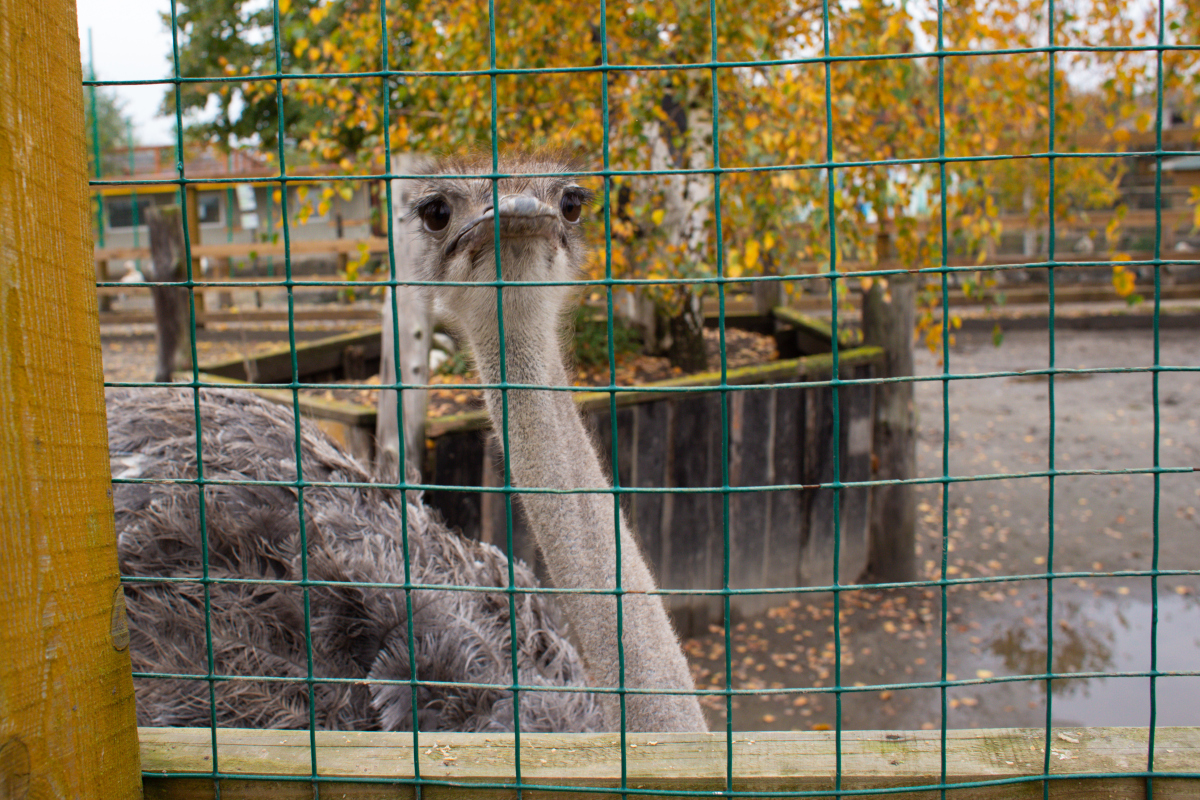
left=685, top=325, right=1199, bottom=732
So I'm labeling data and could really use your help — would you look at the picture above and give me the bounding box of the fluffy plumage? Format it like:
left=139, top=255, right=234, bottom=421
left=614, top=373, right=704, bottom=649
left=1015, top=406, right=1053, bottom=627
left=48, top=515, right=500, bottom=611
left=110, top=387, right=603, bottom=733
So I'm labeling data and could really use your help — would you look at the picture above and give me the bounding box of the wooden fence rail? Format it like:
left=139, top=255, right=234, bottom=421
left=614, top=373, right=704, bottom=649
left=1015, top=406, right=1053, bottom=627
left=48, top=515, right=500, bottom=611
left=138, top=727, right=1200, bottom=800
left=95, top=236, right=392, bottom=262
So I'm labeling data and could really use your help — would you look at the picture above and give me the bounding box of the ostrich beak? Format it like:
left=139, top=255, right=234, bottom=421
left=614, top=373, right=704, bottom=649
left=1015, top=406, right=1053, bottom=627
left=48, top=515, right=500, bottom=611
left=446, top=194, right=559, bottom=257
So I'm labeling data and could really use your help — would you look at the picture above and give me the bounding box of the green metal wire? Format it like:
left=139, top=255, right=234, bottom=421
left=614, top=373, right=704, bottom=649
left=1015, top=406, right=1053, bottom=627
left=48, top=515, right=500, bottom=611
left=87, top=29, right=104, bottom=249
left=934, top=5, right=951, bottom=800
left=82, top=143, right=1200, bottom=185
left=818, top=3, right=845, bottom=797
left=1043, top=5, right=1060, bottom=800
left=1148, top=0, right=1168, bottom=789
left=375, top=0, right=427, bottom=785
left=85, top=0, right=1200, bottom=796
left=163, top=0, right=220, bottom=792
left=79, top=39, right=1200, bottom=87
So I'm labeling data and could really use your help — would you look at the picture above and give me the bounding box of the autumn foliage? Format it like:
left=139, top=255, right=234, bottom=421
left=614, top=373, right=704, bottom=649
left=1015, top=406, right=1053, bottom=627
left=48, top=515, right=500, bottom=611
left=170, top=0, right=1196, bottom=355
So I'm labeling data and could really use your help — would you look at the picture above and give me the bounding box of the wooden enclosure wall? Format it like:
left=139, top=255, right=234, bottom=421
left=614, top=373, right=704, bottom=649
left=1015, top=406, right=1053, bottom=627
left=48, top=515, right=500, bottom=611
left=0, top=0, right=142, bottom=792
left=425, top=355, right=878, bottom=635
left=138, top=726, right=1200, bottom=799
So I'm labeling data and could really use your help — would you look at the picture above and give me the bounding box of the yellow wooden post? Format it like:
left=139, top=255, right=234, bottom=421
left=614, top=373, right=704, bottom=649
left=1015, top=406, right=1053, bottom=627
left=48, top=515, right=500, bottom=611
left=0, top=0, right=142, bottom=795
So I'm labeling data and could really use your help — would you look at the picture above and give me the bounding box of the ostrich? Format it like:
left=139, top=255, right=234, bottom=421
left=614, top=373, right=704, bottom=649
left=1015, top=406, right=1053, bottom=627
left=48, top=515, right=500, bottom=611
left=112, top=152, right=706, bottom=734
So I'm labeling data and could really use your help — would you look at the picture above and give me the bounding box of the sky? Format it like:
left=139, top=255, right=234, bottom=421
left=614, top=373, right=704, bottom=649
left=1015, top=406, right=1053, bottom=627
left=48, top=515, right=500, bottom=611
left=77, top=0, right=177, bottom=145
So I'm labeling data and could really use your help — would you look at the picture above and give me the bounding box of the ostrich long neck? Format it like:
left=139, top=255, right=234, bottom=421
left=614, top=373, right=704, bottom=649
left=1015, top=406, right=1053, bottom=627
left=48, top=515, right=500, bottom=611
left=470, top=325, right=706, bottom=732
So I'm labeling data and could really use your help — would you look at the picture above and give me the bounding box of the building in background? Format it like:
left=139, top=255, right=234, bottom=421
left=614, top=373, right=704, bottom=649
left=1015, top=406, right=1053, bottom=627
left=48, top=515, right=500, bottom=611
left=95, top=144, right=382, bottom=273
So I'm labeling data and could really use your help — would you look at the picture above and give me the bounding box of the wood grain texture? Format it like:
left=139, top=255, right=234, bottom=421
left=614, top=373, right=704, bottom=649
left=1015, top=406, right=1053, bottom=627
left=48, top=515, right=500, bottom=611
left=138, top=727, right=1200, bottom=800
left=0, top=0, right=142, bottom=794
left=863, top=275, right=918, bottom=583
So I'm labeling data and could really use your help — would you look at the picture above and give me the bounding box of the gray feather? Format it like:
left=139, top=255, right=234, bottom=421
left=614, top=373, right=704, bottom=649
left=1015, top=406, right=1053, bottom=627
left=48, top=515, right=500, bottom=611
left=110, top=387, right=603, bottom=733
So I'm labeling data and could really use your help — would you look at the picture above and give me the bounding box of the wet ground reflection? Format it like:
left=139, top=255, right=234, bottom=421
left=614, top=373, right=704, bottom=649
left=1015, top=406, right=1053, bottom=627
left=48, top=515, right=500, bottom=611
left=989, top=590, right=1200, bottom=727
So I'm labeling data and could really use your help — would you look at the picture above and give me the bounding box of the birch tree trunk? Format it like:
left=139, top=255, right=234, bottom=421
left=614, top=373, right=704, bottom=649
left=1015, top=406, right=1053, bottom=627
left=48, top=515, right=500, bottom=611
left=644, top=97, right=714, bottom=371
left=376, top=157, right=431, bottom=481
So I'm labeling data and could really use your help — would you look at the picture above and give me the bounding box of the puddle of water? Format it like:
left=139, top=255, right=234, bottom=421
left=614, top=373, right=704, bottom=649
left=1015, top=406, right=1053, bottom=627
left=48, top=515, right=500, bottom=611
left=986, top=590, right=1200, bottom=727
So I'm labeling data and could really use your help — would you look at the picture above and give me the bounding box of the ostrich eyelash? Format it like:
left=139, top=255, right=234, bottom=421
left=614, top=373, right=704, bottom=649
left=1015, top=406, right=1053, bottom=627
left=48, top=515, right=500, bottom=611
left=564, top=187, right=594, bottom=206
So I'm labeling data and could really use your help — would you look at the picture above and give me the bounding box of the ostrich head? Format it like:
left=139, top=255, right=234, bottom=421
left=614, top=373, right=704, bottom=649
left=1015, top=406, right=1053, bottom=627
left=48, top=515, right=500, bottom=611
left=410, top=154, right=593, bottom=352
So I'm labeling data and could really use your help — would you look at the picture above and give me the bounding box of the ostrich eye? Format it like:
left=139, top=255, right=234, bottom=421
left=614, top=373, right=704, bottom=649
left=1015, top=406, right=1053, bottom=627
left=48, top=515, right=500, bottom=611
left=560, top=192, right=583, bottom=224
left=419, top=199, right=451, bottom=233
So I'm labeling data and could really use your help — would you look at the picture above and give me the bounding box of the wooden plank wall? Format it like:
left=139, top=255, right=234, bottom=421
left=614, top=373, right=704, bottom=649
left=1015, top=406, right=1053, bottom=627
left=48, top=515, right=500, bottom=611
left=425, top=362, right=877, bottom=636
left=137, top=726, right=1200, bottom=799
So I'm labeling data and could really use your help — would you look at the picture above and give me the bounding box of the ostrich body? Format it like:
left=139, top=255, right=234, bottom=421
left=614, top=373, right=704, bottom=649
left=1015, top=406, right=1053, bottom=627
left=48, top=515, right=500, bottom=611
left=111, top=388, right=603, bottom=732
left=113, top=153, right=704, bottom=734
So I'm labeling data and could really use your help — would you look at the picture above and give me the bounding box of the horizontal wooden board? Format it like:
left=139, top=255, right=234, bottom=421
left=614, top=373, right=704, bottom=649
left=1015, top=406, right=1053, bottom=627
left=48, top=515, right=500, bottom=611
left=425, top=347, right=885, bottom=438
left=139, top=726, right=1200, bottom=800
left=96, top=237, right=391, bottom=261
left=98, top=308, right=380, bottom=324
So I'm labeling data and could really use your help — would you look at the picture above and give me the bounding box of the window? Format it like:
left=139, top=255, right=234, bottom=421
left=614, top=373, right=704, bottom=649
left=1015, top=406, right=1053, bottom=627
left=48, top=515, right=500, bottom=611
left=197, top=194, right=221, bottom=225
left=106, top=196, right=155, bottom=229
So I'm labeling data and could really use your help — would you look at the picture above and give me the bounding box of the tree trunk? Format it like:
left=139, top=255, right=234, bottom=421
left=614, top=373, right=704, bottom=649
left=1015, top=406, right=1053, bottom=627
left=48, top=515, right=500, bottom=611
left=146, top=204, right=193, bottom=383
left=644, top=96, right=714, bottom=371
left=376, top=162, right=431, bottom=482
left=658, top=290, right=707, bottom=373
left=862, top=273, right=917, bottom=583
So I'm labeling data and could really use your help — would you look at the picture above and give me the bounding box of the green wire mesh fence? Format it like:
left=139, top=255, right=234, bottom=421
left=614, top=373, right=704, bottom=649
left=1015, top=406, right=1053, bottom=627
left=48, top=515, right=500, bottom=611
left=85, top=0, right=1200, bottom=794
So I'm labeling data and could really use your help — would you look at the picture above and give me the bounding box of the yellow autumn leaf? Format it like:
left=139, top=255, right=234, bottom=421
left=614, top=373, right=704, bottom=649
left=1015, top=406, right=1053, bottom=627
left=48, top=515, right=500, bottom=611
left=763, top=231, right=776, bottom=251
left=317, top=199, right=331, bottom=217
left=651, top=209, right=665, bottom=226
left=278, top=0, right=291, bottom=12
left=745, top=115, right=761, bottom=131
left=744, top=238, right=760, bottom=271
left=293, top=37, right=310, bottom=59
left=338, top=184, right=354, bottom=201
left=1112, top=265, right=1135, bottom=297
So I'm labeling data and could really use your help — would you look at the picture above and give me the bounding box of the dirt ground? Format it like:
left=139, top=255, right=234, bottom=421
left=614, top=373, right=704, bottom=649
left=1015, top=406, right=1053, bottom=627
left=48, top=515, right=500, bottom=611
left=684, top=326, right=1200, bottom=732
left=99, top=324, right=369, bottom=384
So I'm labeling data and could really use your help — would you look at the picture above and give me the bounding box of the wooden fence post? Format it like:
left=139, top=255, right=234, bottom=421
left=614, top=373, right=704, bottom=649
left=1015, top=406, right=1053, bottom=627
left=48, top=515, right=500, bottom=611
left=377, top=155, right=431, bottom=480
left=862, top=239, right=918, bottom=583
left=0, top=0, right=143, bottom=794
left=147, top=204, right=194, bottom=383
